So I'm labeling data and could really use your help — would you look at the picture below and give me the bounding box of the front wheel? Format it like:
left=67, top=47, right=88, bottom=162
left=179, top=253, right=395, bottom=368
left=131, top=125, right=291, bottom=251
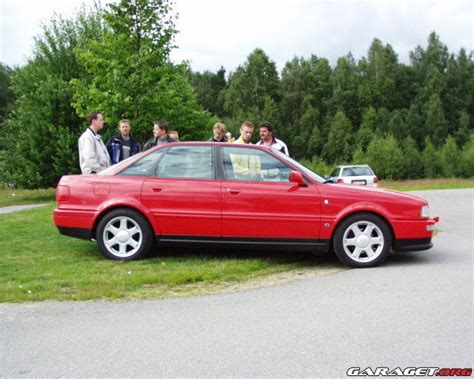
left=333, top=213, right=392, bottom=268
left=96, top=208, right=153, bottom=260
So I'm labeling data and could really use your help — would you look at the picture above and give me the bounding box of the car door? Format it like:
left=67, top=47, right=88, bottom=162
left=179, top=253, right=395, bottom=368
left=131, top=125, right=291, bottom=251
left=220, top=145, right=321, bottom=240
left=141, top=145, right=221, bottom=237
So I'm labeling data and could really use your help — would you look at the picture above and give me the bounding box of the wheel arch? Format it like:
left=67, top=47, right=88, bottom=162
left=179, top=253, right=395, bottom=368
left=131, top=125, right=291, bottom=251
left=330, top=210, right=396, bottom=250
left=92, top=203, right=158, bottom=240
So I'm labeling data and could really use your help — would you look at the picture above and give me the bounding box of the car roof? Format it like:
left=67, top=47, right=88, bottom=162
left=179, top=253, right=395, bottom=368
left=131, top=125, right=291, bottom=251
left=336, top=164, right=371, bottom=168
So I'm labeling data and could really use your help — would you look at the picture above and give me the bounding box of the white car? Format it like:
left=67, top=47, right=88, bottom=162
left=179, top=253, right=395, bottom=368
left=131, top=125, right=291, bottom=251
left=327, top=164, right=379, bottom=187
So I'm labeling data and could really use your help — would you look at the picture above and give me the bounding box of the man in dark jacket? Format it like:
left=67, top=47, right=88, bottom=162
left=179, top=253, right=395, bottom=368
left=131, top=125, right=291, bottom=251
left=106, top=119, right=140, bottom=164
left=144, top=120, right=176, bottom=149
left=208, top=122, right=228, bottom=142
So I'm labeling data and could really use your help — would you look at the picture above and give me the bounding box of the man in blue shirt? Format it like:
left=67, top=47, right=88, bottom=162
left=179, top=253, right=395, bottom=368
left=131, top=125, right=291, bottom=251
left=106, top=119, right=140, bottom=164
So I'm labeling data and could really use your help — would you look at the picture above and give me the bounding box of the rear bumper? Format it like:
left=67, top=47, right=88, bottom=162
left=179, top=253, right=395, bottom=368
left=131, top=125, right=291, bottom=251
left=393, top=238, right=433, bottom=252
left=57, top=226, right=93, bottom=241
left=54, top=208, right=95, bottom=229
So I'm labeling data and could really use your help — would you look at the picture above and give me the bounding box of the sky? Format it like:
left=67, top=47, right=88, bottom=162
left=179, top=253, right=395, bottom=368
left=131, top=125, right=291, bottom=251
left=1, top=0, right=473, bottom=73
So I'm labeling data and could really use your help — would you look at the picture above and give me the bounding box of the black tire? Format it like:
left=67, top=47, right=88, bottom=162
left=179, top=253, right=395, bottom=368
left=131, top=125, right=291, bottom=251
left=333, top=212, right=391, bottom=268
left=96, top=208, right=153, bottom=261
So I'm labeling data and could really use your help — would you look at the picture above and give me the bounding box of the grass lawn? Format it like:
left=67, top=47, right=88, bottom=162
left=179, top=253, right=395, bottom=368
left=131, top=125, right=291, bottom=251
left=380, top=178, right=474, bottom=191
left=0, top=204, right=340, bottom=302
left=0, top=187, right=55, bottom=207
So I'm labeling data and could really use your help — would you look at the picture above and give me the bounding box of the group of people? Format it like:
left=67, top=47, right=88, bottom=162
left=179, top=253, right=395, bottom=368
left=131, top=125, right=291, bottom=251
left=78, top=112, right=289, bottom=175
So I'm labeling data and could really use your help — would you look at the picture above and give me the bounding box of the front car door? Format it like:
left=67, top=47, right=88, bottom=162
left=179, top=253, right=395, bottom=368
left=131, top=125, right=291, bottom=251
left=220, top=145, right=322, bottom=242
left=141, top=145, right=221, bottom=237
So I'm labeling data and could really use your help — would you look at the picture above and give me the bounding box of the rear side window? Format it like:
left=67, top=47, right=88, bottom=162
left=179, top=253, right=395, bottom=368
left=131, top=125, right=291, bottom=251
left=118, top=149, right=165, bottom=177
left=155, top=146, right=214, bottom=180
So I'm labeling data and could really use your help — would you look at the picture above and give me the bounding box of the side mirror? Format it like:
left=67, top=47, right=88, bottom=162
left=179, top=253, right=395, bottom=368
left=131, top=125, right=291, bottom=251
left=289, top=171, right=307, bottom=187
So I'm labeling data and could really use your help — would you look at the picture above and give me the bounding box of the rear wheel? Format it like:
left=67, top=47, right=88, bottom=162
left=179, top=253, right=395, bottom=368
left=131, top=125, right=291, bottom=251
left=333, top=213, right=391, bottom=268
left=96, top=208, right=153, bottom=260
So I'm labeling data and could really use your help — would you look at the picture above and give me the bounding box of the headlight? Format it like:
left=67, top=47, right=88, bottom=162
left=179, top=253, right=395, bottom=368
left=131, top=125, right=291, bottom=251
left=420, top=205, right=430, bottom=218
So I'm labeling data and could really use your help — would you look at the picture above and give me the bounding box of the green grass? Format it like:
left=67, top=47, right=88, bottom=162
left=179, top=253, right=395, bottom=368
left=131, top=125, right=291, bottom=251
left=0, top=187, right=55, bottom=207
left=380, top=178, right=474, bottom=191
left=0, top=205, right=332, bottom=302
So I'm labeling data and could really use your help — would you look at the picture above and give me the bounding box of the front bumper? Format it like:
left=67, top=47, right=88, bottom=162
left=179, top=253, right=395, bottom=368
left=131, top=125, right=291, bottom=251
left=393, top=238, right=433, bottom=252
left=391, top=216, right=439, bottom=252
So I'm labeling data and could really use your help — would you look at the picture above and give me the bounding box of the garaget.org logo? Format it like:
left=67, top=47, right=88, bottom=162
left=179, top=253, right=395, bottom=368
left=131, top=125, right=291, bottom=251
left=346, top=367, right=472, bottom=377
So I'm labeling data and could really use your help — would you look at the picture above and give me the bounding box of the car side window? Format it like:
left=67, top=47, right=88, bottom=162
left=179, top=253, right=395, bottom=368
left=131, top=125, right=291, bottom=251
left=222, top=146, right=292, bottom=183
left=154, top=146, right=214, bottom=180
left=118, top=149, right=165, bottom=177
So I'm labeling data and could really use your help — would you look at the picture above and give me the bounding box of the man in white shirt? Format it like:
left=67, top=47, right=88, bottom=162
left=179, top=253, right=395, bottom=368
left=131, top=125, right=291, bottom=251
left=78, top=112, right=111, bottom=174
left=256, top=121, right=289, bottom=156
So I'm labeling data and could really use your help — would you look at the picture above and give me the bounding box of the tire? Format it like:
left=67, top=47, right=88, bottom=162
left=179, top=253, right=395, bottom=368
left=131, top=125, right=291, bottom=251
left=333, top=212, right=392, bottom=268
left=96, top=208, right=153, bottom=260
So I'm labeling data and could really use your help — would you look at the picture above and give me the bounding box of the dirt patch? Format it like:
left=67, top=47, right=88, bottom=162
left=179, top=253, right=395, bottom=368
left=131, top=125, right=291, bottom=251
left=132, top=264, right=346, bottom=300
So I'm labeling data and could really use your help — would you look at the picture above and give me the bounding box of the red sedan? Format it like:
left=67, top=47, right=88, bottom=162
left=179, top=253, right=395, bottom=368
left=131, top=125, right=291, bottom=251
left=54, top=142, right=438, bottom=268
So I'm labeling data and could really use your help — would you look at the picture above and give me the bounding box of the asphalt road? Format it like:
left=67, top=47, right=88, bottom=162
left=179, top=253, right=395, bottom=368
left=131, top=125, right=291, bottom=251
left=1, top=189, right=472, bottom=377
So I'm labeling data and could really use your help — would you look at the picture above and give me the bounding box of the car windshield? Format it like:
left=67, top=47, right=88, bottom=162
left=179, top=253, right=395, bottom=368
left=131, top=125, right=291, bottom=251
left=342, top=167, right=373, bottom=176
left=271, top=148, right=325, bottom=183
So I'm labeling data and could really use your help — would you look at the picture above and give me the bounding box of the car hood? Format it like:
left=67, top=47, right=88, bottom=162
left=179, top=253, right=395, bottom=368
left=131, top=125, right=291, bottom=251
left=321, top=183, right=428, bottom=205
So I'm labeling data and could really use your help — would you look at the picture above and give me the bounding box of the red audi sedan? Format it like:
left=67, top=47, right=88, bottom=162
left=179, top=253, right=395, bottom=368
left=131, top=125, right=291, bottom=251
left=54, top=142, right=438, bottom=268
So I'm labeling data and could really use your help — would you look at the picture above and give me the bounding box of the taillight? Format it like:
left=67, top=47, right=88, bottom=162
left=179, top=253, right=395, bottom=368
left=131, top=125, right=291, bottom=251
left=56, top=185, right=70, bottom=202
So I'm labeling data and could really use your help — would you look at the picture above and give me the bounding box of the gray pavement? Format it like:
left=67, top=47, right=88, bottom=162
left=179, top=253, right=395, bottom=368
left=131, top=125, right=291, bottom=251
left=0, top=189, right=472, bottom=377
left=0, top=203, right=48, bottom=214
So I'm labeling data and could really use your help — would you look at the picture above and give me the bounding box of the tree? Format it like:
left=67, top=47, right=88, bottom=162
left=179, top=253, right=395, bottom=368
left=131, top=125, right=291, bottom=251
left=356, top=107, right=377, bottom=151
left=422, top=138, right=442, bottom=178
left=364, top=135, right=404, bottom=180
left=454, top=111, right=471, bottom=148
left=189, top=67, right=226, bottom=117
left=0, top=63, right=15, bottom=123
left=425, top=93, right=447, bottom=147
left=330, top=54, right=362, bottom=127
left=358, top=39, right=399, bottom=110
left=440, top=135, right=461, bottom=177
left=1, top=5, right=105, bottom=188
left=223, top=49, right=279, bottom=119
left=400, top=137, right=423, bottom=179
left=279, top=55, right=332, bottom=155
left=322, top=111, right=353, bottom=163
left=460, top=134, right=474, bottom=177
left=72, top=0, right=213, bottom=142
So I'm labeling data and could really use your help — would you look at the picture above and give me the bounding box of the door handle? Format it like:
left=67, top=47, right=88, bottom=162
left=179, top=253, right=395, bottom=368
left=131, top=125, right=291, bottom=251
left=152, top=187, right=162, bottom=192
left=226, top=188, right=240, bottom=195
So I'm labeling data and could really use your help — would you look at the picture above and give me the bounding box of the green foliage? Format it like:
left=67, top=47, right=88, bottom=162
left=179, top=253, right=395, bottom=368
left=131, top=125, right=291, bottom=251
left=459, top=134, right=474, bottom=177
left=400, top=137, right=423, bottom=179
left=1, top=6, right=104, bottom=188
left=425, top=93, right=447, bottom=147
left=422, top=138, right=443, bottom=178
left=363, top=135, right=404, bottom=180
left=322, top=111, right=353, bottom=164
left=72, top=0, right=213, bottom=142
left=188, top=67, right=226, bottom=117
left=3, top=25, right=473, bottom=187
left=440, top=135, right=462, bottom=177
left=0, top=63, right=15, bottom=123
left=223, top=48, right=280, bottom=122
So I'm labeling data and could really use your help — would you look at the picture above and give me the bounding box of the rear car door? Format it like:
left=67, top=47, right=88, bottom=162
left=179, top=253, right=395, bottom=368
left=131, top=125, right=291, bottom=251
left=141, top=145, right=221, bottom=237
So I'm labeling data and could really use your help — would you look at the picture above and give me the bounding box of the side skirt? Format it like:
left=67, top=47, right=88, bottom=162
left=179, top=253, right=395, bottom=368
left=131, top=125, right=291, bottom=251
left=156, top=235, right=330, bottom=252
